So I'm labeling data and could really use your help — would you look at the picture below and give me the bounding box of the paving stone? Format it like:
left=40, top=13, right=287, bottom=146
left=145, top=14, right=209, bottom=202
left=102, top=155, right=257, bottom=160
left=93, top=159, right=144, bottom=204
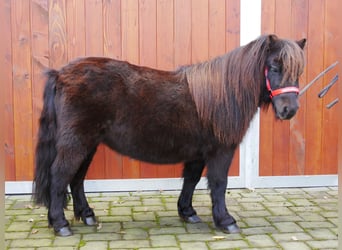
left=109, top=239, right=150, bottom=248
left=10, top=238, right=52, bottom=248
left=6, top=221, right=34, bottom=232
left=243, top=217, right=271, bottom=227
left=273, top=222, right=303, bottom=233
left=279, top=241, right=311, bottom=250
left=53, top=234, right=81, bottom=246
left=271, top=232, right=312, bottom=242
left=98, top=215, right=132, bottom=222
left=241, top=226, right=277, bottom=235
left=208, top=239, right=249, bottom=249
left=80, top=241, right=108, bottom=250
left=5, top=232, right=29, bottom=240
left=156, top=210, right=179, bottom=217
left=37, top=247, right=75, bottom=250
left=306, top=240, right=338, bottom=249
left=245, top=235, right=278, bottom=247
left=82, top=232, right=121, bottom=241
left=133, top=205, right=165, bottom=212
left=140, top=248, right=180, bottom=250
left=307, top=228, right=338, bottom=240
left=290, top=198, right=314, bottom=206
left=267, top=215, right=303, bottom=223
left=132, top=211, right=156, bottom=221
left=238, top=210, right=271, bottom=218
left=122, top=228, right=148, bottom=240
left=177, top=233, right=217, bottom=242
left=185, top=222, right=212, bottom=233
left=298, top=221, right=335, bottom=229
left=149, top=227, right=186, bottom=235
left=150, top=235, right=178, bottom=247
left=267, top=206, right=294, bottom=216
left=142, top=198, right=164, bottom=205
left=180, top=241, right=209, bottom=250
left=239, top=202, right=265, bottom=211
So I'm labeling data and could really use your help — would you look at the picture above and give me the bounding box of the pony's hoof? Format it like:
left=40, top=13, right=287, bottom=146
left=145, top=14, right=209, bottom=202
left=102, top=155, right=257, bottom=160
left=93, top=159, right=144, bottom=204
left=83, top=216, right=97, bottom=226
left=220, top=223, right=241, bottom=234
left=181, top=214, right=202, bottom=223
left=55, top=226, right=73, bottom=237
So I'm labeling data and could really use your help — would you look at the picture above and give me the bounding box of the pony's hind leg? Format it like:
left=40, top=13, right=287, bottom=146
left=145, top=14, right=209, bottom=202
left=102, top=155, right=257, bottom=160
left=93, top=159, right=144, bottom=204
left=70, top=147, right=97, bottom=226
left=48, top=143, right=92, bottom=236
left=206, top=148, right=241, bottom=234
left=178, top=160, right=205, bottom=223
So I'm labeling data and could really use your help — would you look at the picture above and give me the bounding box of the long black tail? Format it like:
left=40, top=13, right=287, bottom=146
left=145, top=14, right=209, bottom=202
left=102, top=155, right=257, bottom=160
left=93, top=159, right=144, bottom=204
left=32, top=70, right=59, bottom=207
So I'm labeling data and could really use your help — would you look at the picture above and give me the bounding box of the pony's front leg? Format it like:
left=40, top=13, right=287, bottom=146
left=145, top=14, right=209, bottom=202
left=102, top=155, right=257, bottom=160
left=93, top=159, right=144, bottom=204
left=178, top=160, right=205, bottom=223
left=207, top=148, right=241, bottom=234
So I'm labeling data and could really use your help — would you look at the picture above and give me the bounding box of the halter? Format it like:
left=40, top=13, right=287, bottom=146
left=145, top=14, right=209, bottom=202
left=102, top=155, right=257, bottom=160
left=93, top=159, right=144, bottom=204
left=265, top=68, right=299, bottom=99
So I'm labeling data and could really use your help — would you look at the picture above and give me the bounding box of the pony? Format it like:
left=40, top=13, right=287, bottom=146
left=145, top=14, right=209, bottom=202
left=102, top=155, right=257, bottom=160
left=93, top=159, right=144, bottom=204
left=33, top=34, right=306, bottom=236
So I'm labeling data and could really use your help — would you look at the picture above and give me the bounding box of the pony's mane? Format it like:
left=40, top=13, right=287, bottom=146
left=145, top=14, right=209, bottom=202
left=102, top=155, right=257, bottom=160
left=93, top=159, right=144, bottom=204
left=178, top=35, right=305, bottom=145
left=277, top=40, right=305, bottom=86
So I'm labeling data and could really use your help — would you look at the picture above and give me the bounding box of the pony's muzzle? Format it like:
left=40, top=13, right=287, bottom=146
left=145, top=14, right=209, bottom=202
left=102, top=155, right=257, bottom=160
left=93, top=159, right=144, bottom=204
left=272, top=93, right=299, bottom=120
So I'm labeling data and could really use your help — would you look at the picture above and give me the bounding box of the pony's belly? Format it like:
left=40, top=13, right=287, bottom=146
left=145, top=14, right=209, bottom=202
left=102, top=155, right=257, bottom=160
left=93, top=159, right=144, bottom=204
left=103, top=134, right=204, bottom=164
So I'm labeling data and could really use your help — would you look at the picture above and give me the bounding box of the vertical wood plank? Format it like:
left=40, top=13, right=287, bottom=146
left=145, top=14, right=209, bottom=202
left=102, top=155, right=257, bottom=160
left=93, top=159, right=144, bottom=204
left=259, top=0, right=275, bottom=176
left=103, top=0, right=124, bottom=179
left=66, top=0, right=85, bottom=60
left=321, top=0, right=339, bottom=174
left=139, top=0, right=156, bottom=67
left=209, top=0, right=226, bottom=58
left=31, top=0, right=49, bottom=175
left=288, top=0, right=308, bottom=175
left=121, top=0, right=141, bottom=178
left=271, top=0, right=292, bottom=176
left=225, top=0, right=240, bottom=176
left=191, top=0, right=208, bottom=63
left=84, top=0, right=106, bottom=179
left=121, top=0, right=139, bottom=64
left=103, top=0, right=121, bottom=59
left=174, top=0, right=191, bottom=67
left=1, top=0, right=15, bottom=180
left=173, top=0, right=192, bottom=177
left=11, top=0, right=34, bottom=180
left=49, top=0, right=67, bottom=68
left=304, top=0, right=324, bottom=175
left=156, top=0, right=174, bottom=70
left=156, top=0, right=182, bottom=178
left=139, top=0, right=158, bottom=178
left=226, top=0, right=240, bottom=52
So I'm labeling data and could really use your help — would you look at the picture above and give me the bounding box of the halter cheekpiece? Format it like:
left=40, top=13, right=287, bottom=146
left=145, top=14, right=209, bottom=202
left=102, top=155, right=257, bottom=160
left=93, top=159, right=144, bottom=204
left=264, top=68, right=299, bottom=99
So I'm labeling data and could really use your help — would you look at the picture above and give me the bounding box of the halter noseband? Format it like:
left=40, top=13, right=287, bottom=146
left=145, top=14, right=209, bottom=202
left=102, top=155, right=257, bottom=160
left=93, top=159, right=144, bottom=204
left=265, top=68, right=299, bottom=99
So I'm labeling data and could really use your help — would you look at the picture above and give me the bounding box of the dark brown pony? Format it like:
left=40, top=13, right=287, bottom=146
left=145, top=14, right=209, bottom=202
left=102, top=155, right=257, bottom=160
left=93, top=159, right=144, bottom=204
left=33, top=34, right=306, bottom=236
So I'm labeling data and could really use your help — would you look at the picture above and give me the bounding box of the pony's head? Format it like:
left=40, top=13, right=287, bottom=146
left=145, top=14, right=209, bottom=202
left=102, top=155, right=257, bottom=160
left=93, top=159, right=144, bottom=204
left=263, top=35, right=306, bottom=120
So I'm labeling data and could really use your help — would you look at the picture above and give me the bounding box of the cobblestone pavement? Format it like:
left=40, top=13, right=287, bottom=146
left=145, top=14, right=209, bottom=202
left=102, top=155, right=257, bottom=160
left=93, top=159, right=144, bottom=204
left=5, top=187, right=338, bottom=250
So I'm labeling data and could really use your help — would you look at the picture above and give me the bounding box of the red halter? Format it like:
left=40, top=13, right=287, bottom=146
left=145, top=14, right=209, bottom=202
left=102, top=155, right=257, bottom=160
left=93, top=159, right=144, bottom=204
left=265, top=68, right=299, bottom=99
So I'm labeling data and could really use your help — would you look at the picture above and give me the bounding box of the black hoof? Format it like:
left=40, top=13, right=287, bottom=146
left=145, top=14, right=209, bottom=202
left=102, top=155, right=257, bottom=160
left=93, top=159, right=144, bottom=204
left=220, top=223, right=241, bottom=234
left=181, top=214, right=202, bottom=223
left=83, top=216, right=97, bottom=226
left=55, top=226, right=73, bottom=237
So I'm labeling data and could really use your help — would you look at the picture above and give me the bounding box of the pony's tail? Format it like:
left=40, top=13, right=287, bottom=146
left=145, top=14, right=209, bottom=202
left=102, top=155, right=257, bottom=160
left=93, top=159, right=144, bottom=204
left=32, top=70, right=59, bottom=208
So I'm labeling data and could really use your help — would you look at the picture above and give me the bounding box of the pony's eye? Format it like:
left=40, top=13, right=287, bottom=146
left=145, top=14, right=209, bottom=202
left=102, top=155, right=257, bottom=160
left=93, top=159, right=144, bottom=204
left=270, top=66, right=280, bottom=73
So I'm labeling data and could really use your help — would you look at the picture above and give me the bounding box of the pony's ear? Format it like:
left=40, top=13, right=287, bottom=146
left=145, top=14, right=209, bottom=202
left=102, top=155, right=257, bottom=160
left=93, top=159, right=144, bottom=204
left=267, top=34, right=278, bottom=45
left=296, top=38, right=306, bottom=49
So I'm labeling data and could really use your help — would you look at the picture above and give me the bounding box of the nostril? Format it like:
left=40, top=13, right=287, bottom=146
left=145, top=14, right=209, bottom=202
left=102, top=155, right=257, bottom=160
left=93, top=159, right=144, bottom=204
left=283, top=106, right=289, bottom=114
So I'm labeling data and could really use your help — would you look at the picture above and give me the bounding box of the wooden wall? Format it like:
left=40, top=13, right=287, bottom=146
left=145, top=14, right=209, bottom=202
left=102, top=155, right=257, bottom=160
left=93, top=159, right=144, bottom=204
left=259, top=0, right=341, bottom=176
left=2, top=0, right=340, bottom=182
left=2, top=0, right=240, bottom=181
